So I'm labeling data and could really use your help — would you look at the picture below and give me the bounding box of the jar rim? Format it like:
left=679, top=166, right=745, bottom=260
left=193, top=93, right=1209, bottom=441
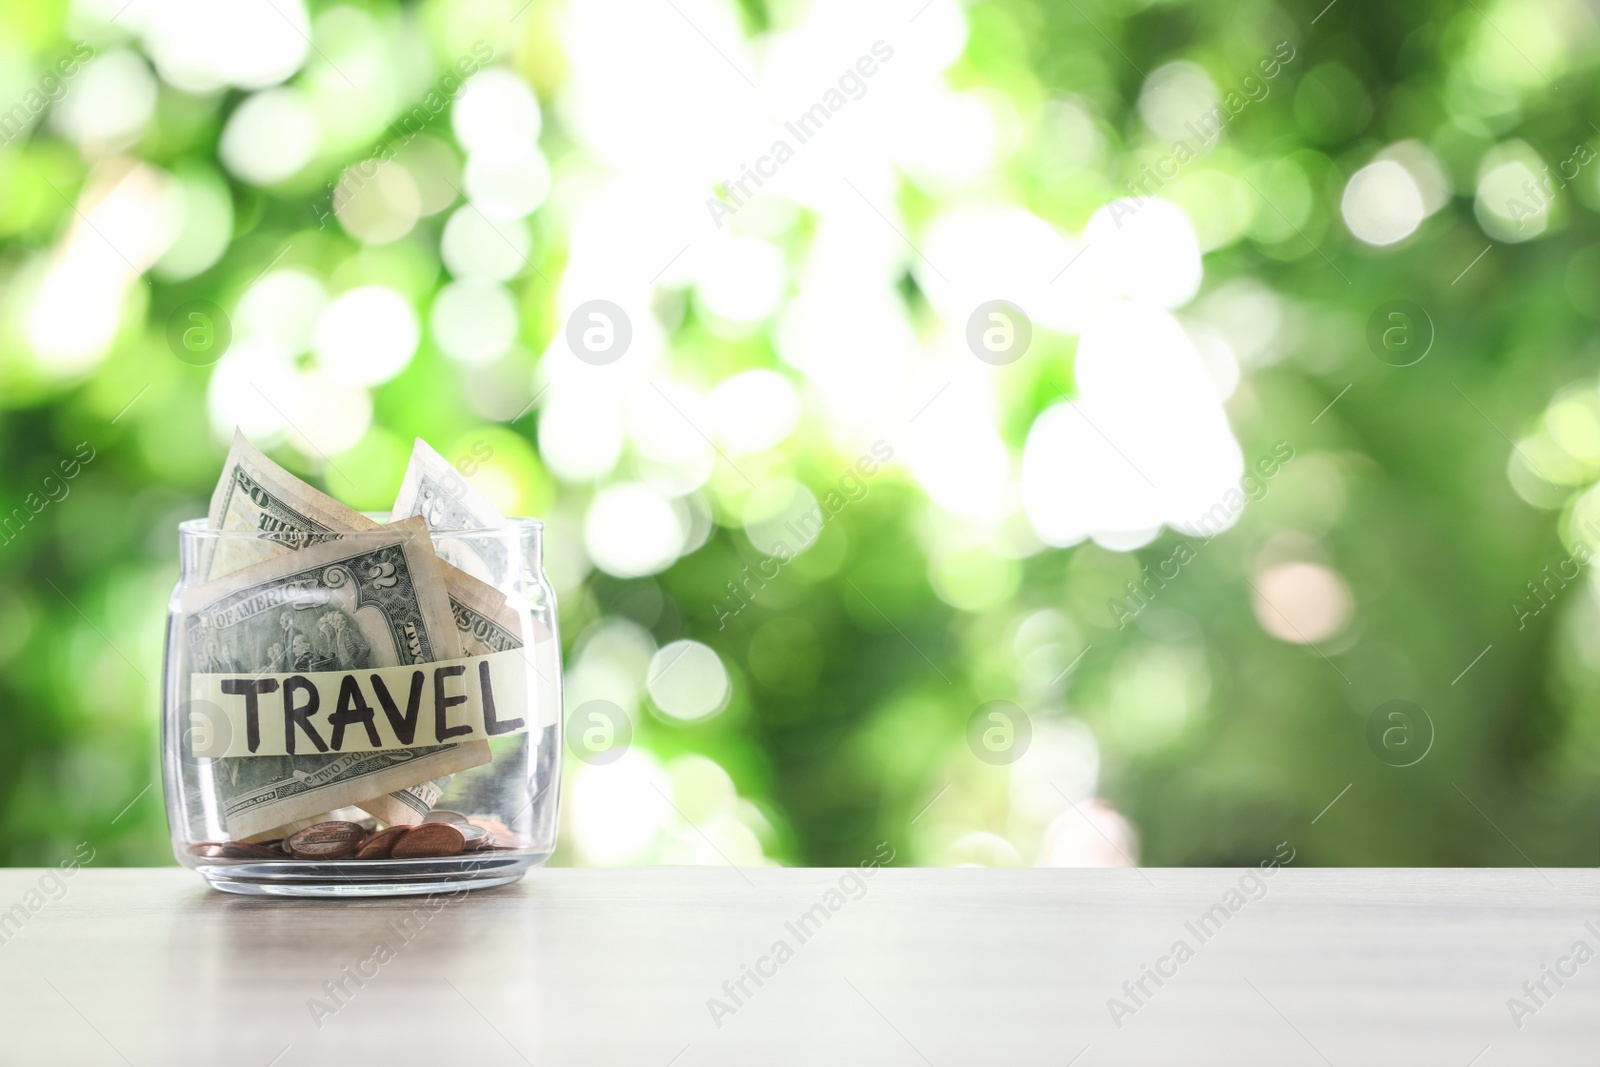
left=176, top=515, right=545, bottom=539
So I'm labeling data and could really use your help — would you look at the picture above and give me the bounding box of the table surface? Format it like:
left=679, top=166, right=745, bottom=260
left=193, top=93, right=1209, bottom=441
left=0, top=867, right=1594, bottom=1066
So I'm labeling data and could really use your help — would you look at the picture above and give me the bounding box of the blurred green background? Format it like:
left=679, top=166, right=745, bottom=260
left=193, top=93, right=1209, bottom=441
left=3, top=0, right=1599, bottom=869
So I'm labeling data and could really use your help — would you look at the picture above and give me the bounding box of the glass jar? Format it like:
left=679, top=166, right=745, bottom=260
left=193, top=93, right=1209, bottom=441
left=162, top=517, right=561, bottom=897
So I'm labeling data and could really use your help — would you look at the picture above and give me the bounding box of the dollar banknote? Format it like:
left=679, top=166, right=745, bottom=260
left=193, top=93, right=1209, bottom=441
left=183, top=517, right=491, bottom=838
left=391, top=437, right=512, bottom=585
left=204, top=432, right=372, bottom=581
left=200, top=433, right=490, bottom=831
left=358, top=569, right=524, bottom=828
left=448, top=565, right=522, bottom=656
left=393, top=438, right=564, bottom=828
left=282, top=575, right=511, bottom=831
left=395, top=438, right=557, bottom=727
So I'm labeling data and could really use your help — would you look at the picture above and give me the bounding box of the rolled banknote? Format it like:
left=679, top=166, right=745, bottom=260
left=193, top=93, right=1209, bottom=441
left=368, top=567, right=523, bottom=828
left=391, top=437, right=512, bottom=586
left=395, top=439, right=568, bottom=824
left=204, top=431, right=371, bottom=582
left=201, top=432, right=490, bottom=829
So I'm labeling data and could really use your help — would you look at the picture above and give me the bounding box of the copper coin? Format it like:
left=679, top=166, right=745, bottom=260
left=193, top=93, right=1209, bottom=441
left=285, top=821, right=368, bottom=860
left=391, top=822, right=465, bottom=858
left=353, top=825, right=410, bottom=859
left=458, top=824, right=492, bottom=851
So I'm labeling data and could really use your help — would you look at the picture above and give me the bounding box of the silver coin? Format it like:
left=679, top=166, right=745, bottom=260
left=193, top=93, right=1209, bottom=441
left=422, top=810, right=469, bottom=825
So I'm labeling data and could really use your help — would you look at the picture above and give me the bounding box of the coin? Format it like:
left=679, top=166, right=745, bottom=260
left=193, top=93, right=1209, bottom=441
left=285, top=821, right=368, bottom=860
left=391, top=822, right=465, bottom=858
left=487, top=836, right=530, bottom=851
left=354, top=825, right=410, bottom=859
left=422, top=810, right=469, bottom=825
left=458, top=824, right=492, bottom=851
left=467, top=815, right=514, bottom=837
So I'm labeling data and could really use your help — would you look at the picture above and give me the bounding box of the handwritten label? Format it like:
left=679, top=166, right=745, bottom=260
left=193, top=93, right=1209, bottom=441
left=189, top=649, right=533, bottom=758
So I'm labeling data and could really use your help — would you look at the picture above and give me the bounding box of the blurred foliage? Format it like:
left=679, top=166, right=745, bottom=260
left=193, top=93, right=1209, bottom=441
left=3, top=0, right=1600, bottom=871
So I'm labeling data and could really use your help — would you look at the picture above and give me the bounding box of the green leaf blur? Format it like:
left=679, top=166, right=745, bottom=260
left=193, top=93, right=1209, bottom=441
left=0, top=0, right=1595, bottom=870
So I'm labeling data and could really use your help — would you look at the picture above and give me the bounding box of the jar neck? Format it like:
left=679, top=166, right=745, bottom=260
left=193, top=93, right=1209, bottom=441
left=176, top=522, right=545, bottom=583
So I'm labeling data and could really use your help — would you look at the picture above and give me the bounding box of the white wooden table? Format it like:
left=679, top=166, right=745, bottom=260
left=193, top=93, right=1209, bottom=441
left=0, top=868, right=1593, bottom=1065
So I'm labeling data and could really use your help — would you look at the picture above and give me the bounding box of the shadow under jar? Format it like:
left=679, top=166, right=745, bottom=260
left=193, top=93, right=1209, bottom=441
left=162, top=517, right=561, bottom=897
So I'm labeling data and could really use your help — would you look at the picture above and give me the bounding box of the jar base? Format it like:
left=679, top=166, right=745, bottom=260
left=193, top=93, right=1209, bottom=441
left=190, top=851, right=549, bottom=898
left=205, top=871, right=528, bottom=897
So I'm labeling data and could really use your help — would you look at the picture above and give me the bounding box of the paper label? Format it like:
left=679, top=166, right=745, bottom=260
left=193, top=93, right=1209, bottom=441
left=189, top=649, right=533, bottom=758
